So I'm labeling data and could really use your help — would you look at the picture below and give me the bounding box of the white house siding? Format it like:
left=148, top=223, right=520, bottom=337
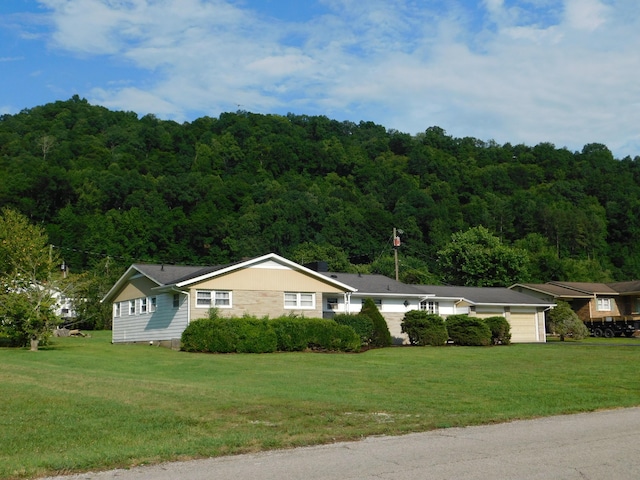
left=112, top=292, right=189, bottom=343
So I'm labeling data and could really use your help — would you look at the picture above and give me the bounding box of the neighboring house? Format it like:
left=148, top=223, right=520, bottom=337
left=103, top=253, right=553, bottom=347
left=510, top=282, right=617, bottom=322
left=510, top=281, right=640, bottom=335
left=51, top=289, right=76, bottom=322
left=102, top=253, right=356, bottom=346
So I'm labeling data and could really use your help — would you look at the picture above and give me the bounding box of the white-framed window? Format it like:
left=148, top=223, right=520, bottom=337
left=215, top=291, right=231, bottom=307
left=173, top=293, right=180, bottom=308
left=196, top=290, right=232, bottom=308
left=285, top=292, right=315, bottom=309
left=327, top=297, right=338, bottom=310
left=420, top=300, right=439, bottom=314
left=149, top=297, right=157, bottom=313
left=129, top=300, right=136, bottom=315
left=139, top=297, right=147, bottom=314
left=196, top=290, right=212, bottom=307
left=114, top=302, right=121, bottom=317
left=596, top=298, right=612, bottom=311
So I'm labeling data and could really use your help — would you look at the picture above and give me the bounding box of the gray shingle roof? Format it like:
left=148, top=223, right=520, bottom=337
left=607, top=280, right=640, bottom=294
left=414, top=285, right=553, bottom=305
left=319, top=272, right=427, bottom=296
left=132, top=264, right=216, bottom=286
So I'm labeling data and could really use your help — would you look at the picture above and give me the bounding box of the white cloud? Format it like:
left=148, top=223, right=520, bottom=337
left=35, top=0, right=640, bottom=157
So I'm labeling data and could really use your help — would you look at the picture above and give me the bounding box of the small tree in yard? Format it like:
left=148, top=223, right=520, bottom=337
left=401, top=310, right=448, bottom=346
left=361, top=298, right=392, bottom=347
left=548, top=300, right=589, bottom=341
left=0, top=208, right=61, bottom=350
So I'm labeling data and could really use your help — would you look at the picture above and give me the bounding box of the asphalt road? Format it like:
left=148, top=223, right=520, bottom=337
left=41, top=407, right=640, bottom=480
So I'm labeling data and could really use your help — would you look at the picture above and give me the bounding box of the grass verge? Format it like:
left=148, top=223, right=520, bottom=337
left=1, top=332, right=639, bottom=479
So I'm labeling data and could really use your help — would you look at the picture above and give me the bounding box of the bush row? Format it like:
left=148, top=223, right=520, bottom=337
left=181, top=313, right=361, bottom=353
left=401, top=312, right=511, bottom=346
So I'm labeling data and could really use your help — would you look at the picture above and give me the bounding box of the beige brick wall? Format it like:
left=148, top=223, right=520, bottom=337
left=190, top=289, right=324, bottom=320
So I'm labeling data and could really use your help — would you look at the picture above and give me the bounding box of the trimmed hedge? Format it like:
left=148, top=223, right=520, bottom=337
left=445, top=314, right=492, bottom=346
left=271, top=316, right=361, bottom=352
left=182, top=314, right=360, bottom=353
left=333, top=313, right=374, bottom=346
left=361, top=298, right=392, bottom=347
left=181, top=316, right=277, bottom=353
left=401, top=310, right=448, bottom=346
left=484, top=316, right=512, bottom=345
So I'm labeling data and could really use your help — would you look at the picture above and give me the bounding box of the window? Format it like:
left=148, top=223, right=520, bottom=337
left=214, top=291, right=231, bottom=307
left=139, top=297, right=147, bottom=314
left=149, top=297, right=157, bottom=313
left=420, top=300, right=439, bottom=314
left=173, top=294, right=180, bottom=308
left=129, top=300, right=136, bottom=315
left=327, top=298, right=338, bottom=310
left=196, top=290, right=232, bottom=308
left=114, top=302, right=121, bottom=317
left=285, top=292, right=315, bottom=309
left=596, top=298, right=612, bottom=311
left=196, top=291, right=212, bottom=307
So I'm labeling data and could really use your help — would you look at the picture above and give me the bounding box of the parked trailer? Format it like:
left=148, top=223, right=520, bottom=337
left=584, top=317, right=639, bottom=338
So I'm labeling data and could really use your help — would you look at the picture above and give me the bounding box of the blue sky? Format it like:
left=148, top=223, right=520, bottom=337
left=1, top=0, right=639, bottom=158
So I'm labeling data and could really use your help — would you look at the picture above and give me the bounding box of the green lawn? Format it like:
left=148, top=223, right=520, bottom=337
left=2, top=332, right=640, bottom=479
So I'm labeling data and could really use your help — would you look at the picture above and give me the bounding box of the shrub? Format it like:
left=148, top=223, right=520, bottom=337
left=181, top=315, right=277, bottom=353
left=484, top=316, right=512, bottom=345
left=401, top=310, right=448, bottom=346
left=270, top=316, right=313, bottom=352
left=361, top=298, right=392, bottom=347
left=271, top=316, right=361, bottom=352
left=445, top=314, right=492, bottom=346
left=333, top=313, right=374, bottom=346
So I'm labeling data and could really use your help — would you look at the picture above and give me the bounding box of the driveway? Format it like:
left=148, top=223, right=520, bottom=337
left=42, top=407, right=640, bottom=480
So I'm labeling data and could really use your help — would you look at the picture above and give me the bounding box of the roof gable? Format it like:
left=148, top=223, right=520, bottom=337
left=102, top=254, right=356, bottom=303
left=175, top=254, right=356, bottom=291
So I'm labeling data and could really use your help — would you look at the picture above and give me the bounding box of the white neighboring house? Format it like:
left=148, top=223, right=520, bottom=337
left=50, top=288, right=76, bottom=322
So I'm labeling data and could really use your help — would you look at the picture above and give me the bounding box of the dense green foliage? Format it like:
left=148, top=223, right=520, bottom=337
left=0, top=208, right=61, bottom=348
left=484, top=316, right=512, bottom=345
left=181, top=311, right=360, bottom=353
left=270, top=316, right=360, bottom=352
left=445, top=314, right=493, bottom=346
left=437, top=226, right=529, bottom=286
left=401, top=310, right=449, bottom=346
left=547, top=300, right=590, bottom=341
left=2, top=97, right=640, bottom=283
left=181, top=316, right=278, bottom=353
left=332, top=313, right=375, bottom=346
left=360, top=298, right=393, bottom=347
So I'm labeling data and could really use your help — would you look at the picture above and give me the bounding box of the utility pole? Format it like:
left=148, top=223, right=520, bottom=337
left=393, top=228, right=401, bottom=281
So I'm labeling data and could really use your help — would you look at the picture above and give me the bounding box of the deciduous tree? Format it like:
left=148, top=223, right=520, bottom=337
left=0, top=208, right=61, bottom=349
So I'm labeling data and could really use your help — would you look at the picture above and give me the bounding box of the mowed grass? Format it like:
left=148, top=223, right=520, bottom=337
left=2, top=332, right=640, bottom=479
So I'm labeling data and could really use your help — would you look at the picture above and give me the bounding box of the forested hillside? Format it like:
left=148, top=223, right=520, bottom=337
left=2, top=96, right=640, bottom=283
